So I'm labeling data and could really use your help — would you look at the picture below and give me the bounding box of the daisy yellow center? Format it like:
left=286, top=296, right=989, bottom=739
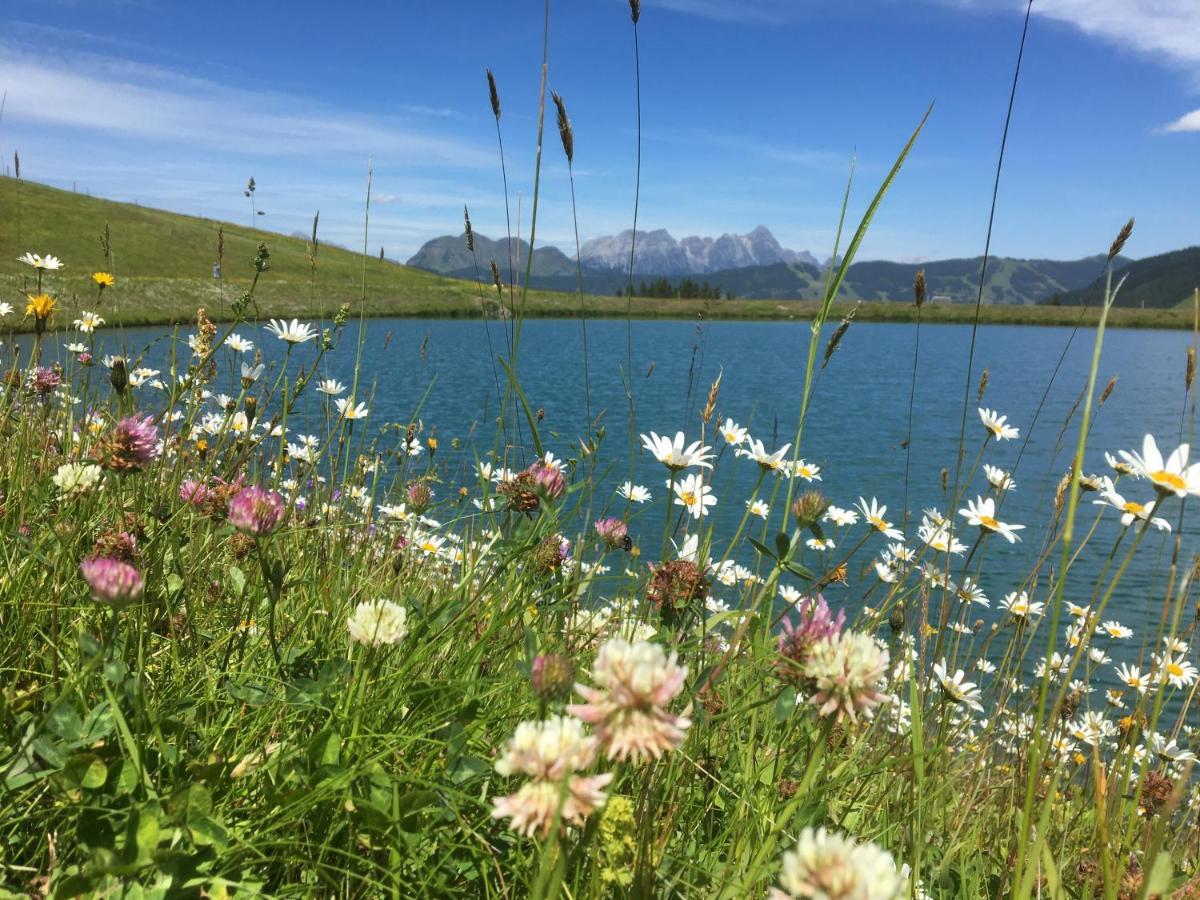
left=989, top=424, right=1002, bottom=437
left=1167, top=662, right=1184, bottom=678
left=1121, top=501, right=1145, bottom=516
left=978, top=515, right=1000, bottom=530
left=869, top=515, right=887, bottom=531
left=798, top=466, right=813, bottom=477
left=680, top=490, right=697, bottom=506
left=1151, top=470, right=1186, bottom=492
left=420, top=541, right=438, bottom=554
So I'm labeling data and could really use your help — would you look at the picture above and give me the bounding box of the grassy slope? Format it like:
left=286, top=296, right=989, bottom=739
left=1, top=177, right=1194, bottom=330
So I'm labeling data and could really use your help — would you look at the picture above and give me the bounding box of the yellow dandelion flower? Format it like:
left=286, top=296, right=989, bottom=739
left=91, top=271, right=115, bottom=289
left=25, top=293, right=56, bottom=321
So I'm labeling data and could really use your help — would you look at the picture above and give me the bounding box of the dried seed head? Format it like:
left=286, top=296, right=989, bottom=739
left=490, top=259, right=502, bottom=294
left=914, top=269, right=927, bottom=308
left=823, top=304, right=858, bottom=369
left=1054, top=471, right=1072, bottom=516
left=551, top=91, right=573, bottom=165
left=1139, top=770, right=1174, bottom=817
left=464, top=205, right=474, bottom=252
left=307, top=211, right=319, bottom=268
left=629, top=0, right=640, bottom=23
left=13, top=151, right=19, bottom=179
left=1100, top=374, right=1117, bottom=405
left=701, top=368, right=722, bottom=424
left=486, top=68, right=501, bottom=121
left=1188, top=348, right=1197, bottom=392
left=940, top=467, right=948, bottom=493
left=1108, top=218, right=1134, bottom=262
left=977, top=368, right=989, bottom=402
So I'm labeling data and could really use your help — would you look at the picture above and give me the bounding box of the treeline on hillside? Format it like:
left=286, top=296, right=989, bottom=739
left=617, top=276, right=732, bottom=300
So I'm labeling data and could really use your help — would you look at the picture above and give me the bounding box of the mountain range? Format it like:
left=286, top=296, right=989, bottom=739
left=407, top=225, right=1139, bottom=305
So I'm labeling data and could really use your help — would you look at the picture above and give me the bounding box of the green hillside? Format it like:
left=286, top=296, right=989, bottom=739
left=0, top=177, right=569, bottom=326
left=1052, top=246, right=1200, bottom=309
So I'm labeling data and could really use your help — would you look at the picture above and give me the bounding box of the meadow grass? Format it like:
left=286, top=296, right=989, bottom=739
left=2, top=4, right=1200, bottom=898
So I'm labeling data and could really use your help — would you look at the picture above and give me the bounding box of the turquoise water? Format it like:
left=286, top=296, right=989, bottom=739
left=25, top=317, right=1198, bottom=644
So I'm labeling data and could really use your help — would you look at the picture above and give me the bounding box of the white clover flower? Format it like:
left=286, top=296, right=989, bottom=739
left=346, top=599, right=408, bottom=646
left=804, top=631, right=890, bottom=723
left=568, top=638, right=691, bottom=763
left=771, top=826, right=907, bottom=900
left=51, top=461, right=102, bottom=498
left=491, top=716, right=612, bottom=838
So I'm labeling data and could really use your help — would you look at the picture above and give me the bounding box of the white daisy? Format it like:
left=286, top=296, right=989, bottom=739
left=959, top=496, right=1024, bottom=543
left=266, top=318, right=318, bottom=345
left=978, top=407, right=1019, bottom=441
left=640, top=431, right=714, bottom=470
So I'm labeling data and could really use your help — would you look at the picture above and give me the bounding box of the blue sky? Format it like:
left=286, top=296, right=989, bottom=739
left=1, top=0, right=1197, bottom=263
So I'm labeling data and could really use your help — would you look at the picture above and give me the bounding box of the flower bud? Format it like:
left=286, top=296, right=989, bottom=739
left=791, top=490, right=829, bottom=530
left=109, top=357, right=128, bottom=395
left=531, top=653, right=575, bottom=703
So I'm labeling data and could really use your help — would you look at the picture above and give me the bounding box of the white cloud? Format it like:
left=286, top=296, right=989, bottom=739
left=643, top=0, right=794, bottom=24
left=1162, top=108, right=1200, bottom=132
left=0, top=44, right=490, bottom=166
left=946, top=0, right=1200, bottom=66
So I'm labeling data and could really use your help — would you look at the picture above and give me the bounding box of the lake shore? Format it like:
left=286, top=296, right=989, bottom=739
left=3, top=272, right=1195, bottom=331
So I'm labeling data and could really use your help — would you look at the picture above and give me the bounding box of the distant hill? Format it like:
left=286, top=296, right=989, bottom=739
left=409, top=230, right=1125, bottom=304
left=1049, top=246, right=1200, bottom=309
